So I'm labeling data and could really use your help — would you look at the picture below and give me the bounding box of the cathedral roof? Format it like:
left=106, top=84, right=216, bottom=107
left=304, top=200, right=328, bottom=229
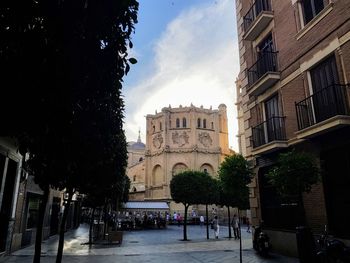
left=128, top=130, right=145, bottom=150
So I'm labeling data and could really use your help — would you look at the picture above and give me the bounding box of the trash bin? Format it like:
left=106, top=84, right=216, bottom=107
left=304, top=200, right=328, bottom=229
left=296, top=226, right=316, bottom=263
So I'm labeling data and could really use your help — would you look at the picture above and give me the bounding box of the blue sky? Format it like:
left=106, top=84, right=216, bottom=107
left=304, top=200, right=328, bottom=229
left=123, top=0, right=240, bottom=151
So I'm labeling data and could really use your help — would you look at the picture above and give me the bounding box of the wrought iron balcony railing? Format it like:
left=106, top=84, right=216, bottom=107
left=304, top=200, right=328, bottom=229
left=252, top=116, right=286, bottom=148
left=243, top=0, right=271, bottom=32
left=295, top=84, right=349, bottom=130
left=247, top=51, right=278, bottom=87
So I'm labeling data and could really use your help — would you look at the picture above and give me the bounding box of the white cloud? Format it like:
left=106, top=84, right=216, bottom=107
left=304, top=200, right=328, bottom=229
left=124, top=0, right=240, bottom=151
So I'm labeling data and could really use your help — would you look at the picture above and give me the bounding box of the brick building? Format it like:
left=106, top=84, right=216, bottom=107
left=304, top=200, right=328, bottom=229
left=235, top=0, right=350, bottom=256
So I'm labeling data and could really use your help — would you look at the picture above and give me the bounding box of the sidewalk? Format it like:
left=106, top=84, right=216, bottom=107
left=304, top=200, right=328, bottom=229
left=1, top=224, right=299, bottom=262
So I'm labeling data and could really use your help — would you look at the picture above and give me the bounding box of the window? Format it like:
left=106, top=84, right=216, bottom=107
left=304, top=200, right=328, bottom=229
left=197, top=118, right=201, bottom=128
left=203, top=119, right=207, bottom=129
left=211, top=122, right=214, bottom=129
left=176, top=118, right=180, bottom=128
left=182, top=118, right=187, bottom=128
left=309, top=55, right=343, bottom=123
left=310, top=54, right=339, bottom=92
left=301, top=0, right=324, bottom=25
left=264, top=95, right=284, bottom=142
left=160, top=122, right=162, bottom=131
left=133, top=175, right=136, bottom=182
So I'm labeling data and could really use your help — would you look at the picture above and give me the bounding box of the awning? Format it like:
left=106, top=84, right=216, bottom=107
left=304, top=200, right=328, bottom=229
left=123, top=201, right=169, bottom=210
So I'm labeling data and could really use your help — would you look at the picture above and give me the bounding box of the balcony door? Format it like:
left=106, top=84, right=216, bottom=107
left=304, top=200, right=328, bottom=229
left=257, top=34, right=276, bottom=75
left=265, top=95, right=282, bottom=141
left=310, top=55, right=344, bottom=123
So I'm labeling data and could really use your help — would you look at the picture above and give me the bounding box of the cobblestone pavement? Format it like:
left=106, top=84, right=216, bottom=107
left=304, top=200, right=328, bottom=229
left=1, top=224, right=299, bottom=263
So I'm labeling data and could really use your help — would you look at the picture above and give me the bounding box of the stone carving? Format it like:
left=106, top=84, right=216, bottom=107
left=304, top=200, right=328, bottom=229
left=198, top=132, right=212, bottom=147
left=152, top=133, right=163, bottom=149
left=172, top=131, right=189, bottom=147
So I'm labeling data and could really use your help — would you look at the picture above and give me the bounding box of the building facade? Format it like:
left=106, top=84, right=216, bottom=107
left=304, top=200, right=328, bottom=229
left=126, top=134, right=146, bottom=201
left=236, top=0, right=350, bottom=256
left=0, top=138, right=22, bottom=255
left=144, top=104, right=231, bottom=210
left=0, top=137, right=79, bottom=255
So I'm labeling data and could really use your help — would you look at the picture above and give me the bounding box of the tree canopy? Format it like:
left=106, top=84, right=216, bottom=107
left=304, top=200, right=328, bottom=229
left=218, top=154, right=253, bottom=210
left=1, top=1, right=139, bottom=262
left=170, top=170, right=219, bottom=240
left=267, top=150, right=320, bottom=198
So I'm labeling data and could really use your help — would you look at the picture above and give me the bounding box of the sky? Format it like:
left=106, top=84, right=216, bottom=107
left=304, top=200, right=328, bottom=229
left=123, top=0, right=240, bottom=151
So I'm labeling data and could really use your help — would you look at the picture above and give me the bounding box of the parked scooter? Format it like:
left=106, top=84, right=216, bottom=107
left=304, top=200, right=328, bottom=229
left=315, top=225, right=350, bottom=263
left=253, top=223, right=271, bottom=256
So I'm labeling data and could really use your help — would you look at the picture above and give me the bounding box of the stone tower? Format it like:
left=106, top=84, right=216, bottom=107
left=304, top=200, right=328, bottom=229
left=144, top=104, right=230, bottom=208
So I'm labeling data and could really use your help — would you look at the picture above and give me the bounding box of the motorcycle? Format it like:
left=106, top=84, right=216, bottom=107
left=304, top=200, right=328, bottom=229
left=253, top=224, right=271, bottom=256
left=315, top=225, right=350, bottom=263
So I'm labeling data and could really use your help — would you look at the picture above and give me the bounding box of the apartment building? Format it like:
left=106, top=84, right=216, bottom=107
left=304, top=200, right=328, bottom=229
left=236, top=0, right=350, bottom=256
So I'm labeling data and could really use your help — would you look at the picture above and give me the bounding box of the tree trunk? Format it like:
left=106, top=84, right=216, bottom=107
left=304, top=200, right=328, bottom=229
left=103, top=203, right=108, bottom=239
left=183, top=204, right=189, bottom=241
left=227, top=206, right=232, bottom=238
left=96, top=208, right=102, bottom=240
left=238, top=209, right=242, bottom=263
left=89, top=207, right=95, bottom=244
left=205, top=204, right=209, bottom=239
left=56, top=189, right=73, bottom=263
left=33, top=185, right=50, bottom=263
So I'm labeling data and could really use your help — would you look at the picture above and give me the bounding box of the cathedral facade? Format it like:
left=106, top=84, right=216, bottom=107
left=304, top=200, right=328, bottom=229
left=144, top=104, right=230, bottom=209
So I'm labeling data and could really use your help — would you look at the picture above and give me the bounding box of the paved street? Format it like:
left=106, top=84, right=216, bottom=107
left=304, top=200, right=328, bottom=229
left=1, top=224, right=298, bottom=262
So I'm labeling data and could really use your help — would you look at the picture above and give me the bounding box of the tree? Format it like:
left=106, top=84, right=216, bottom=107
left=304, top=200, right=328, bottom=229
left=218, top=154, right=253, bottom=263
left=170, top=171, right=218, bottom=241
left=1, top=1, right=138, bottom=262
left=266, top=150, right=320, bottom=224
left=267, top=150, right=320, bottom=198
left=199, top=174, right=220, bottom=240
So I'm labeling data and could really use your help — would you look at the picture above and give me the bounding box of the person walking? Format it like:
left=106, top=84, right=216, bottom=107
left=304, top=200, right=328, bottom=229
left=246, top=217, right=251, bottom=233
left=213, top=216, right=219, bottom=239
left=173, top=211, right=177, bottom=224
left=200, top=215, right=204, bottom=227
left=177, top=213, right=182, bottom=227
left=232, top=214, right=240, bottom=239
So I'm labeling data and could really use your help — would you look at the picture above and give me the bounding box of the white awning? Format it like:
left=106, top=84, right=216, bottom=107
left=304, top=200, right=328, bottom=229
left=123, top=201, right=169, bottom=210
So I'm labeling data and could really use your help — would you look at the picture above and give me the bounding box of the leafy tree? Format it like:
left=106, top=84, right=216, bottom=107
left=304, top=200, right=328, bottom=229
left=170, top=171, right=218, bottom=241
left=1, top=1, right=138, bottom=263
left=199, top=173, right=220, bottom=239
left=267, top=150, right=320, bottom=198
left=219, top=154, right=253, bottom=209
left=218, top=154, right=253, bottom=263
left=266, top=150, right=320, bottom=227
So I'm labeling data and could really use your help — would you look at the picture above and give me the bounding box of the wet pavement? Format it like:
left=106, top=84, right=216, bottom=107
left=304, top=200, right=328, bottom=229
left=1, top=224, right=299, bottom=262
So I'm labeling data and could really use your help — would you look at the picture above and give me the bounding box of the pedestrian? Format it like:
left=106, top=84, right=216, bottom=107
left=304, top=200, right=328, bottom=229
left=232, top=214, right=240, bottom=239
left=246, top=217, right=251, bottom=233
left=177, top=213, right=182, bottom=227
left=200, top=215, right=204, bottom=227
left=173, top=211, right=177, bottom=224
left=213, top=215, right=219, bottom=239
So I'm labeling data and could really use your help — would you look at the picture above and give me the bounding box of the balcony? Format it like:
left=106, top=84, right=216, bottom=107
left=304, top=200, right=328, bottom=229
left=252, top=116, right=287, bottom=154
left=243, top=0, right=274, bottom=41
left=247, top=51, right=280, bottom=96
left=295, top=84, right=350, bottom=139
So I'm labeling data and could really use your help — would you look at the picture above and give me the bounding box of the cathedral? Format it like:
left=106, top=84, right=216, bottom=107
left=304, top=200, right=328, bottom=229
left=127, top=104, right=232, bottom=211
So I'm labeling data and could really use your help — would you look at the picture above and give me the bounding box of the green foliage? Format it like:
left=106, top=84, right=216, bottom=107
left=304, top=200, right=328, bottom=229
left=170, top=170, right=219, bottom=206
left=267, top=150, right=320, bottom=198
left=218, top=154, right=253, bottom=210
